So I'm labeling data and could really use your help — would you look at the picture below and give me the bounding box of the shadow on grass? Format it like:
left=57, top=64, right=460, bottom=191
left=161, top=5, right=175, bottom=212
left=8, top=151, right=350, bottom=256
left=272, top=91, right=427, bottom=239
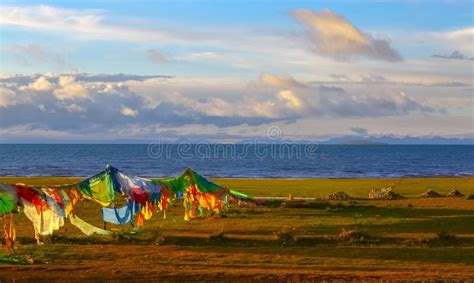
left=365, top=216, right=474, bottom=234
left=14, top=229, right=474, bottom=252
left=301, top=214, right=474, bottom=237
left=283, top=200, right=474, bottom=217
left=312, top=245, right=474, bottom=264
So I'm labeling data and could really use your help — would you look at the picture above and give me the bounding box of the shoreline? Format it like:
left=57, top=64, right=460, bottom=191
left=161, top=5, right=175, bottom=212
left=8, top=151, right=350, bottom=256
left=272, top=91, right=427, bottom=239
left=1, top=175, right=473, bottom=179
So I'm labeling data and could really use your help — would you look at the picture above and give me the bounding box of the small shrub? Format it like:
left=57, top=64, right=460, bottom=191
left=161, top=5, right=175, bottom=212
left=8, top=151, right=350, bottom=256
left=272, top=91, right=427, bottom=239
left=113, top=231, right=135, bottom=243
left=430, top=231, right=460, bottom=246
left=447, top=189, right=464, bottom=197
left=209, top=230, right=226, bottom=241
left=274, top=226, right=296, bottom=246
left=266, top=200, right=285, bottom=208
left=338, top=228, right=370, bottom=243
left=420, top=190, right=441, bottom=198
left=436, top=231, right=456, bottom=241
left=369, top=187, right=403, bottom=200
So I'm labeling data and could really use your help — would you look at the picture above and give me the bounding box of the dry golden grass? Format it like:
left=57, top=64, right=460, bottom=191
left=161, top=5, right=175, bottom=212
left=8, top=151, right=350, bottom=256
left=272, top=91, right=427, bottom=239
left=0, top=176, right=473, bottom=281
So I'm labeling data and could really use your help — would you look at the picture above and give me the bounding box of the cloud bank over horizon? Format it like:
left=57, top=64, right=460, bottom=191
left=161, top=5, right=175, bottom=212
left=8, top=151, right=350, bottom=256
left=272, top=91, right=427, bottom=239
left=0, top=72, right=471, bottom=141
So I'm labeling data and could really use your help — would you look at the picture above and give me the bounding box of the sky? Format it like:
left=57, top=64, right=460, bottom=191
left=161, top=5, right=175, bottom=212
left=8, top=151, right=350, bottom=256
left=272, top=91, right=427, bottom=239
left=0, top=0, right=473, bottom=142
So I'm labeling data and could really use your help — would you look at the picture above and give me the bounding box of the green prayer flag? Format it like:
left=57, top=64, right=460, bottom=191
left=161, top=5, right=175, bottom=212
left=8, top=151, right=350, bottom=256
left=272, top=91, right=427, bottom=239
left=79, top=171, right=115, bottom=206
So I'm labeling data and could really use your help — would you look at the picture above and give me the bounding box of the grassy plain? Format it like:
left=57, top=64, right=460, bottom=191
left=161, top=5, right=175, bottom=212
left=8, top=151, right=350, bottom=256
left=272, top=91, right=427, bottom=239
left=0, top=176, right=473, bottom=281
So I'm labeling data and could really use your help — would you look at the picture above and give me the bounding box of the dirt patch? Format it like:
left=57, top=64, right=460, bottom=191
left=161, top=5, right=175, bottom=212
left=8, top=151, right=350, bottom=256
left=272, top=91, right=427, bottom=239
left=2, top=244, right=473, bottom=281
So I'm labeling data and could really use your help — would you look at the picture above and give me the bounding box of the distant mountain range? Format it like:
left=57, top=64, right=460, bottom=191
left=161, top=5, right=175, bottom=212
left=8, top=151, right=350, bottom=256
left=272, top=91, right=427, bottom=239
left=343, top=140, right=387, bottom=145
left=319, top=135, right=474, bottom=145
left=237, top=135, right=473, bottom=145
left=1, top=135, right=473, bottom=145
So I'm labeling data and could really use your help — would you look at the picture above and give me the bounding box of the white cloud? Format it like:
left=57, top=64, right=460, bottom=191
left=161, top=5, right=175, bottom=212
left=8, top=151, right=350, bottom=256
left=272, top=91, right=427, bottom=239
left=438, top=28, right=474, bottom=55
left=0, top=72, right=464, bottom=141
left=0, top=5, right=320, bottom=74
left=75, top=73, right=171, bottom=83
left=360, top=73, right=387, bottom=83
left=350, top=127, right=368, bottom=136
left=432, top=50, right=474, bottom=61
left=1, top=5, right=472, bottom=87
left=292, top=9, right=402, bottom=61
left=0, top=5, right=194, bottom=44
left=19, top=76, right=53, bottom=91
left=0, top=4, right=472, bottom=141
left=0, top=86, right=17, bottom=107
left=13, top=44, right=71, bottom=69
left=120, top=105, right=138, bottom=117
left=259, top=73, right=307, bottom=89
left=147, top=49, right=170, bottom=63
left=177, top=51, right=260, bottom=70
left=277, top=90, right=304, bottom=109
left=0, top=124, right=78, bottom=139
left=64, top=103, right=86, bottom=113
left=53, top=75, right=90, bottom=101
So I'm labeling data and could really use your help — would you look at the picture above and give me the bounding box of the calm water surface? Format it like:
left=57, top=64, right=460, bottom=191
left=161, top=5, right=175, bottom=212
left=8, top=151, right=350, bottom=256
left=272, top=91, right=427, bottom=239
left=0, top=144, right=472, bottom=178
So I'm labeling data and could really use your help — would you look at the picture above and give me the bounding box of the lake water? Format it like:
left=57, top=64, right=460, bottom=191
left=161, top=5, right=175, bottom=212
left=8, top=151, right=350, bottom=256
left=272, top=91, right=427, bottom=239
left=0, top=144, right=472, bottom=178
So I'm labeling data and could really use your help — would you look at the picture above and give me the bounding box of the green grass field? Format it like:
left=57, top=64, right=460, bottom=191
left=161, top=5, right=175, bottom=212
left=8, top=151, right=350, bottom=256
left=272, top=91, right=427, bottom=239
left=1, top=177, right=473, bottom=281
left=2, top=176, right=472, bottom=198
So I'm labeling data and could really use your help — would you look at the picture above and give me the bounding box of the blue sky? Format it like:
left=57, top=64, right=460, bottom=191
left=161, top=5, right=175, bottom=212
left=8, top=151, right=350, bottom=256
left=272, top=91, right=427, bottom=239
left=1, top=1, right=473, bottom=74
left=3, top=0, right=472, bottom=28
left=0, top=1, right=472, bottom=142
